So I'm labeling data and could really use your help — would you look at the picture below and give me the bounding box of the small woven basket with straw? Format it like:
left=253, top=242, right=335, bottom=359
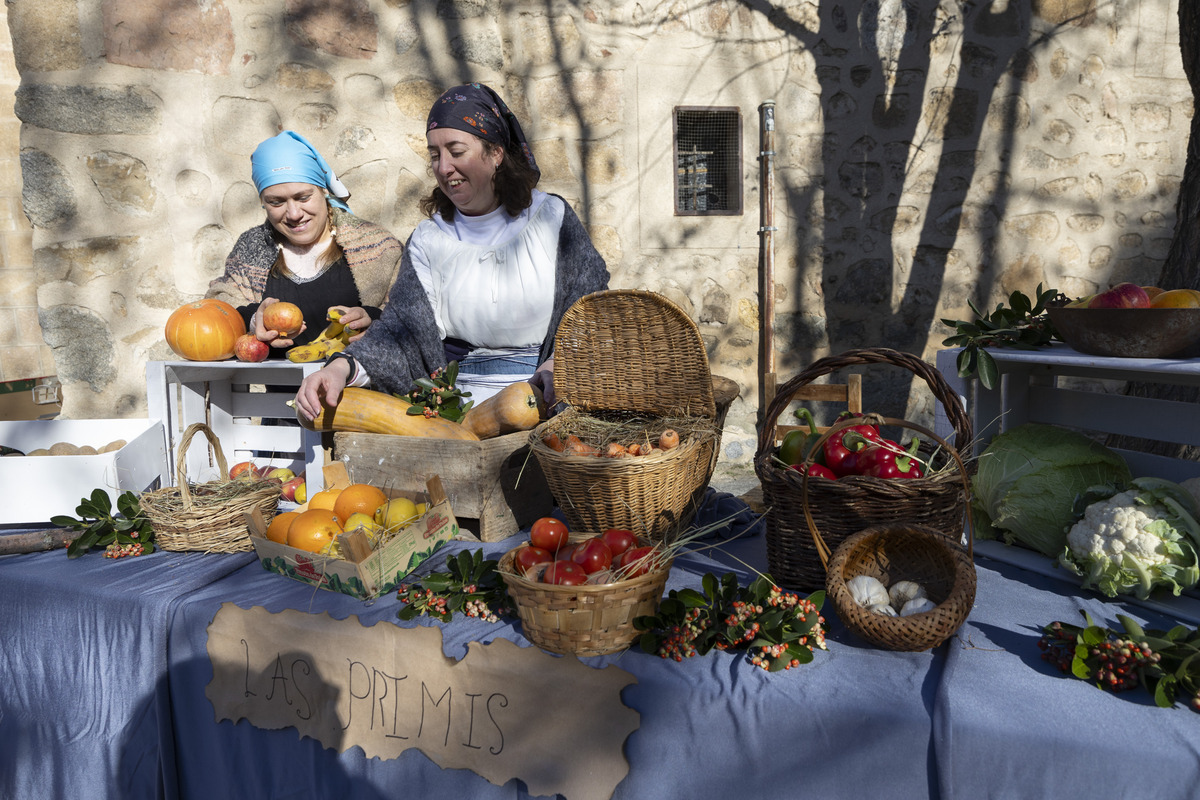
left=140, top=423, right=280, bottom=553
left=498, top=535, right=672, bottom=657
left=753, top=348, right=974, bottom=592
left=530, top=290, right=722, bottom=543
left=807, top=418, right=977, bottom=651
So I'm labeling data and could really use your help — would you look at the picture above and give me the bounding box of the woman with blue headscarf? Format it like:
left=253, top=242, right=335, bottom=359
left=294, top=83, right=608, bottom=419
left=207, top=131, right=403, bottom=353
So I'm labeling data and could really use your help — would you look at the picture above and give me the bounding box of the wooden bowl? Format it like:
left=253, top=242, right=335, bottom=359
left=1047, top=307, right=1200, bottom=358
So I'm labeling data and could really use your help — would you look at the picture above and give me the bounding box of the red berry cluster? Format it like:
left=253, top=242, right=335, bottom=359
left=396, top=580, right=512, bottom=624
left=656, top=608, right=710, bottom=661
left=104, top=542, right=145, bottom=559
left=645, top=582, right=827, bottom=672
left=1038, top=622, right=1161, bottom=693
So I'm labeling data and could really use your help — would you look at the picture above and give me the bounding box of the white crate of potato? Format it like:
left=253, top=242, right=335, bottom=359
left=0, top=418, right=167, bottom=526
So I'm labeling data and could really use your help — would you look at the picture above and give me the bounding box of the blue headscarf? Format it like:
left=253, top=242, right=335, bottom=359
left=426, top=83, right=539, bottom=174
left=250, top=131, right=351, bottom=211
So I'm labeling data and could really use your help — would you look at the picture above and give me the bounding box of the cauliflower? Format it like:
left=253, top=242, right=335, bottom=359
left=1059, top=479, right=1200, bottom=600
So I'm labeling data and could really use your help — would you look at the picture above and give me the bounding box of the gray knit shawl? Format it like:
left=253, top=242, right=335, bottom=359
left=347, top=196, right=609, bottom=396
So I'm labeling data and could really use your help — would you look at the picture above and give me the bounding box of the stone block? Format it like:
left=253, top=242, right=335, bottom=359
left=285, top=0, right=378, bottom=60
left=0, top=344, right=41, bottom=382
left=103, top=0, right=234, bottom=75
left=8, top=0, right=83, bottom=72
left=15, top=85, right=161, bottom=135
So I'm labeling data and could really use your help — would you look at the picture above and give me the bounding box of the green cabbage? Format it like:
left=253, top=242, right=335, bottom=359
left=970, top=423, right=1132, bottom=557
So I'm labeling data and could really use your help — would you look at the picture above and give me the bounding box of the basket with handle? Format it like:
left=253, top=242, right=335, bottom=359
left=753, top=348, right=974, bottom=592
left=529, top=290, right=723, bottom=542
left=140, top=422, right=280, bottom=553
left=498, top=533, right=673, bottom=657
left=804, top=418, right=977, bottom=651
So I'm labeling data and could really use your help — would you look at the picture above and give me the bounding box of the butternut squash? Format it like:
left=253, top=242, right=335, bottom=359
left=461, top=381, right=546, bottom=440
left=297, top=387, right=480, bottom=441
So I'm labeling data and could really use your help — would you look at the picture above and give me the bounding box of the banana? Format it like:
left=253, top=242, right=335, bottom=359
left=285, top=337, right=346, bottom=363
left=285, top=309, right=352, bottom=362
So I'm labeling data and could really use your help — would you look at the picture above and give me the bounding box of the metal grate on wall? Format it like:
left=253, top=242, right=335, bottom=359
left=673, top=106, right=742, bottom=216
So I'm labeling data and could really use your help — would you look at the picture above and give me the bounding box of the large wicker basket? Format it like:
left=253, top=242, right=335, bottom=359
left=140, top=423, right=280, bottom=553
left=530, top=290, right=722, bottom=542
left=810, top=433, right=977, bottom=651
left=498, top=536, right=672, bottom=657
left=753, top=348, right=974, bottom=592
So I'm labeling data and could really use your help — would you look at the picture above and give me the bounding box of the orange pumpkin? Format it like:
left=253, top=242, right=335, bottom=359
left=165, top=299, right=247, bottom=361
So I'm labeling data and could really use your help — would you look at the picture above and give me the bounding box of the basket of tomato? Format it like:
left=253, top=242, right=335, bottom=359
left=498, top=517, right=673, bottom=657
left=752, top=348, right=975, bottom=592
left=529, top=290, right=728, bottom=544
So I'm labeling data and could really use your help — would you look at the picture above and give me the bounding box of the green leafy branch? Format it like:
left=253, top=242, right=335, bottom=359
left=402, top=360, right=474, bottom=423
left=397, top=548, right=513, bottom=623
left=940, top=284, right=1063, bottom=390
left=634, top=573, right=827, bottom=672
left=53, top=489, right=155, bottom=559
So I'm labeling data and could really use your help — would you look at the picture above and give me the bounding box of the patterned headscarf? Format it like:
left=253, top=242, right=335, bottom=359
left=426, top=83, right=539, bottom=174
left=250, top=131, right=351, bottom=211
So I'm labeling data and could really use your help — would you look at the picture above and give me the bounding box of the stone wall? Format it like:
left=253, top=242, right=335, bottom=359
left=5, top=0, right=1192, bottom=473
left=0, top=1, right=48, bottom=384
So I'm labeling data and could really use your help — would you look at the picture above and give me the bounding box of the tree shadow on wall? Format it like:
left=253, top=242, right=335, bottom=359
left=745, top=0, right=1079, bottom=417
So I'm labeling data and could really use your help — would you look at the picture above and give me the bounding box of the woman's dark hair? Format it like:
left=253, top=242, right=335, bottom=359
left=420, top=139, right=540, bottom=221
left=268, top=201, right=344, bottom=277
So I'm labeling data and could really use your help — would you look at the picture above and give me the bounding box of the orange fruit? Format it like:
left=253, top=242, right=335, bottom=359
left=1150, top=289, right=1200, bottom=308
left=307, top=488, right=341, bottom=512
left=286, top=508, right=343, bottom=553
left=265, top=511, right=300, bottom=544
left=1142, top=286, right=1165, bottom=301
left=332, top=483, right=389, bottom=524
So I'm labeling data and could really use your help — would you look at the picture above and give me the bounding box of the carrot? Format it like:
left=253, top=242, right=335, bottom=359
left=605, top=442, right=629, bottom=458
left=658, top=429, right=680, bottom=450
left=543, top=433, right=566, bottom=452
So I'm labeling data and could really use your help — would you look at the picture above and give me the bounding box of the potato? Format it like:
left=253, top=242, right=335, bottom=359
left=98, top=439, right=126, bottom=453
left=48, top=442, right=80, bottom=456
left=76, top=445, right=98, bottom=456
left=26, top=448, right=50, bottom=456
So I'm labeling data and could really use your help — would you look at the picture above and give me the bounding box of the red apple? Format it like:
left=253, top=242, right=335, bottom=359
left=233, top=333, right=269, bottom=362
left=600, top=529, right=637, bottom=558
left=514, top=545, right=553, bottom=576
left=229, top=461, right=261, bottom=481
left=1087, top=282, right=1151, bottom=309
left=261, top=301, right=304, bottom=337
left=570, top=537, right=613, bottom=574
left=617, top=546, right=658, bottom=578
left=542, top=560, right=587, bottom=586
left=280, top=475, right=305, bottom=502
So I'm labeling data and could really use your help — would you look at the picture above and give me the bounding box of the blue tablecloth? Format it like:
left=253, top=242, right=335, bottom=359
left=4, top=492, right=1200, bottom=800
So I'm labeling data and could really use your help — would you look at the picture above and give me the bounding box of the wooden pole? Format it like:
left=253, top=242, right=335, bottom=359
left=758, top=100, right=777, bottom=425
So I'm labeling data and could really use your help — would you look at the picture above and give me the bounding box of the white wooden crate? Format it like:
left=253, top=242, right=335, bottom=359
left=937, top=343, right=1200, bottom=623
left=0, top=418, right=166, bottom=525
left=145, top=361, right=326, bottom=494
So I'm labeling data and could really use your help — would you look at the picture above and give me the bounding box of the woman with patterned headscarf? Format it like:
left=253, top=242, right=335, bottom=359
left=295, top=83, right=609, bottom=418
left=207, top=131, right=403, bottom=354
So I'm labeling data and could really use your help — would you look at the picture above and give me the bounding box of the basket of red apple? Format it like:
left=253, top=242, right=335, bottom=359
left=498, top=518, right=673, bottom=657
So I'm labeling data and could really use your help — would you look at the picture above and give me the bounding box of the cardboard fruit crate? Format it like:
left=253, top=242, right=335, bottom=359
left=248, top=468, right=459, bottom=600
left=0, top=418, right=167, bottom=526
left=332, top=430, right=554, bottom=542
left=145, top=360, right=327, bottom=493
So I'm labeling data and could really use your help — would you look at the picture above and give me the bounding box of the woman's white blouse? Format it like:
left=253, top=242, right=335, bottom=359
left=408, top=190, right=562, bottom=348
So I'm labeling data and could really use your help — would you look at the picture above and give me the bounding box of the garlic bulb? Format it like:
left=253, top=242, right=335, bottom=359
left=846, top=575, right=889, bottom=608
left=900, top=596, right=937, bottom=617
left=869, top=603, right=898, bottom=617
left=888, top=580, right=927, bottom=609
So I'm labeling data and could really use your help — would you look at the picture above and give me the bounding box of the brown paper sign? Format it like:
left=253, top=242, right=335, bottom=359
left=206, top=603, right=640, bottom=800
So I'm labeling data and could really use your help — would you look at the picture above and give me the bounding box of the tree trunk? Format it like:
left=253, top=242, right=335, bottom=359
left=1110, top=2, right=1200, bottom=460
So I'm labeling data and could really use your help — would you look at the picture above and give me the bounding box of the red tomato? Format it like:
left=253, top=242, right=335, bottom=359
left=542, top=560, right=586, bottom=585
left=514, top=545, right=553, bottom=576
left=600, top=529, right=637, bottom=557
left=529, top=517, right=569, bottom=554
left=618, top=546, right=657, bottom=578
left=557, top=542, right=579, bottom=561
left=570, top=537, right=613, bottom=575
